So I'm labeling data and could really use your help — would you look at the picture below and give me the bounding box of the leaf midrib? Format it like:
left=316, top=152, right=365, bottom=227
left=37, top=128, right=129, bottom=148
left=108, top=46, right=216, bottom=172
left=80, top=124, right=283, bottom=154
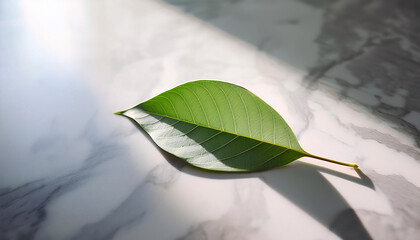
left=134, top=107, right=309, bottom=157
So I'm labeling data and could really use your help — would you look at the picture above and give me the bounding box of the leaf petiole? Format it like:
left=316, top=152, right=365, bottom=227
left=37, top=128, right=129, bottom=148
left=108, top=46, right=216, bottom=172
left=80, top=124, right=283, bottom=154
left=305, top=153, right=359, bottom=168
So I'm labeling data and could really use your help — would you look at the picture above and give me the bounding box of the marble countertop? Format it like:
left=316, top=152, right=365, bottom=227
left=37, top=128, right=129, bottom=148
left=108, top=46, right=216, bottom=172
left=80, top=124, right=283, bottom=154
left=1, top=0, right=419, bottom=239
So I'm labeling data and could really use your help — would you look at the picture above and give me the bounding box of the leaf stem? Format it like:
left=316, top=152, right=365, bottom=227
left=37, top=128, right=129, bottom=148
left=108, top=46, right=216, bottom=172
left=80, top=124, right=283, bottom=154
left=306, top=154, right=359, bottom=168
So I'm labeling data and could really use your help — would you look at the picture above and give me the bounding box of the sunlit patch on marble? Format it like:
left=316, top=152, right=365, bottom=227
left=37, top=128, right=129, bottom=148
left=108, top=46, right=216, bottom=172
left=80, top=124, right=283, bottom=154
left=19, top=0, right=87, bottom=62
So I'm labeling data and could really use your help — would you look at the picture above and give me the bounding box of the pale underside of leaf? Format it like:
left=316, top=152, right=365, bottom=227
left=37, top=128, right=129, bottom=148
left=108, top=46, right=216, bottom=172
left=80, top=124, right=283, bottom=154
left=123, top=108, right=305, bottom=172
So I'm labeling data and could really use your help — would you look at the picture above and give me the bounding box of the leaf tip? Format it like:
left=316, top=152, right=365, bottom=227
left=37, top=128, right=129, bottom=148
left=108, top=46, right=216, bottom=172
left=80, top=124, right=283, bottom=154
left=114, top=110, right=126, bottom=115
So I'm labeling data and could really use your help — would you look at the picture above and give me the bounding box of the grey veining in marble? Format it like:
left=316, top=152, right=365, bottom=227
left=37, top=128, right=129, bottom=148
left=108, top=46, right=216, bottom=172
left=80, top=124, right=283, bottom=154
left=165, top=0, right=420, bottom=140
left=1, top=0, right=419, bottom=239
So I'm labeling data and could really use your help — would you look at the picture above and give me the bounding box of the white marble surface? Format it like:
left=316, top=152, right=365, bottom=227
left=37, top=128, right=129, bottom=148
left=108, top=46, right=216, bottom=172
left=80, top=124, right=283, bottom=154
left=1, top=0, right=419, bottom=239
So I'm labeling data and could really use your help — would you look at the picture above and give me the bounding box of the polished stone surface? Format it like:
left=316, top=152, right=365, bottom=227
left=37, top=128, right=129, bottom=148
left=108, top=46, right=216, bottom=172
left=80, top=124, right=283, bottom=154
left=1, top=0, right=419, bottom=239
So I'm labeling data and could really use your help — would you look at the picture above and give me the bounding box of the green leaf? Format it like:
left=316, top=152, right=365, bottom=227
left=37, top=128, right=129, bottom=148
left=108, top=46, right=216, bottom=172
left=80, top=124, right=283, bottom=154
left=116, top=80, right=357, bottom=172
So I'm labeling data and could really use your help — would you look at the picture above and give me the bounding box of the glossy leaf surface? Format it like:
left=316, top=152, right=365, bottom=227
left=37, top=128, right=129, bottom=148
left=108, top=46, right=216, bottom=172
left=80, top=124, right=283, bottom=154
left=116, top=80, right=356, bottom=171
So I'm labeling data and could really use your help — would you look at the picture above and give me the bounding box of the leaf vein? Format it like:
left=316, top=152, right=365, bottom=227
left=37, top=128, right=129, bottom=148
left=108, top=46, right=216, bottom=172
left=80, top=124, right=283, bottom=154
left=148, top=100, right=168, bottom=115
left=170, top=91, right=196, bottom=122
left=181, top=85, right=210, bottom=125
left=256, top=149, right=289, bottom=168
left=218, top=142, right=264, bottom=161
left=191, top=82, right=224, bottom=130
left=208, top=136, right=239, bottom=154
left=209, top=82, right=236, bottom=132
left=197, top=131, right=223, bottom=145
left=233, top=85, right=251, bottom=136
left=157, top=125, right=198, bottom=139
left=138, top=116, right=164, bottom=126
left=156, top=95, right=179, bottom=119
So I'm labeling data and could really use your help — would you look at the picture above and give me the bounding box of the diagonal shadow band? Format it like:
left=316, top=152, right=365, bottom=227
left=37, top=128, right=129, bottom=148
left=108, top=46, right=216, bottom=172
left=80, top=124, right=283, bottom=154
left=124, top=116, right=374, bottom=240
left=160, top=0, right=420, bottom=140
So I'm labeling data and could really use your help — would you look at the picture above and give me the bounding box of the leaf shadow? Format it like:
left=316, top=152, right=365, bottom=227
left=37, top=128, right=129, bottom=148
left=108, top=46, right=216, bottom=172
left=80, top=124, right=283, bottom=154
left=126, top=117, right=374, bottom=240
left=261, top=164, right=373, bottom=240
